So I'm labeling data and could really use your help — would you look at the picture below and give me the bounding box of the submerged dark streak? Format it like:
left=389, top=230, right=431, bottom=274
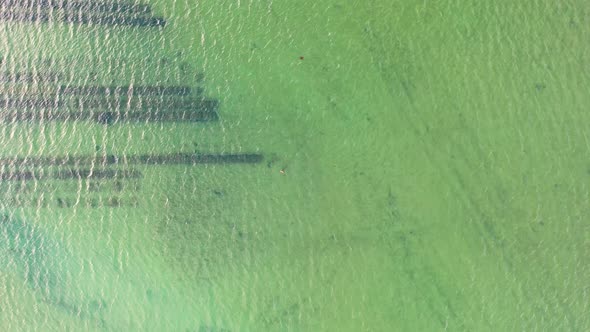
left=0, top=153, right=264, bottom=167
left=0, top=169, right=142, bottom=181
left=0, top=93, right=209, bottom=109
left=59, top=85, right=192, bottom=96
left=72, top=96, right=212, bottom=110
left=0, top=109, right=219, bottom=123
left=0, top=11, right=166, bottom=27
left=0, top=72, right=63, bottom=83
left=0, top=0, right=152, bottom=14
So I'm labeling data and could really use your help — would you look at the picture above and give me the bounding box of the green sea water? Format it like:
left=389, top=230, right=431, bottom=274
left=0, top=1, right=589, bottom=331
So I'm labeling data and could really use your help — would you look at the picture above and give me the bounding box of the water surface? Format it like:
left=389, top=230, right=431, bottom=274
left=0, top=1, right=589, bottom=331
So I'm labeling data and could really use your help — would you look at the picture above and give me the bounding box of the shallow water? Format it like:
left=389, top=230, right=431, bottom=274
left=0, top=0, right=589, bottom=331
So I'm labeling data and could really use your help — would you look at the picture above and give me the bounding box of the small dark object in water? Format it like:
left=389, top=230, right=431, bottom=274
left=97, top=111, right=116, bottom=125
left=535, top=83, right=546, bottom=91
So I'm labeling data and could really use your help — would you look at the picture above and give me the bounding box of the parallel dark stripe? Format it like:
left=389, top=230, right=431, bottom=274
left=0, top=88, right=204, bottom=101
left=73, top=96, right=214, bottom=110
left=59, top=85, right=191, bottom=96
left=0, top=153, right=264, bottom=167
left=0, top=11, right=166, bottom=27
left=0, top=99, right=65, bottom=109
left=0, top=169, right=142, bottom=181
left=0, top=72, right=63, bottom=83
left=0, top=0, right=152, bottom=14
left=0, top=97, right=216, bottom=111
left=0, top=109, right=219, bottom=123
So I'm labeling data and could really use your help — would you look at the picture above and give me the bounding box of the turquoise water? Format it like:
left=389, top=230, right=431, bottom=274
left=1, top=1, right=589, bottom=331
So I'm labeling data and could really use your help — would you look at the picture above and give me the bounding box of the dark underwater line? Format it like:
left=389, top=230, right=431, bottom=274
left=0, top=153, right=265, bottom=167
left=0, top=0, right=152, bottom=15
left=0, top=168, right=142, bottom=181
left=0, top=11, right=166, bottom=27
left=0, top=96, right=214, bottom=109
left=0, top=109, right=219, bottom=124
